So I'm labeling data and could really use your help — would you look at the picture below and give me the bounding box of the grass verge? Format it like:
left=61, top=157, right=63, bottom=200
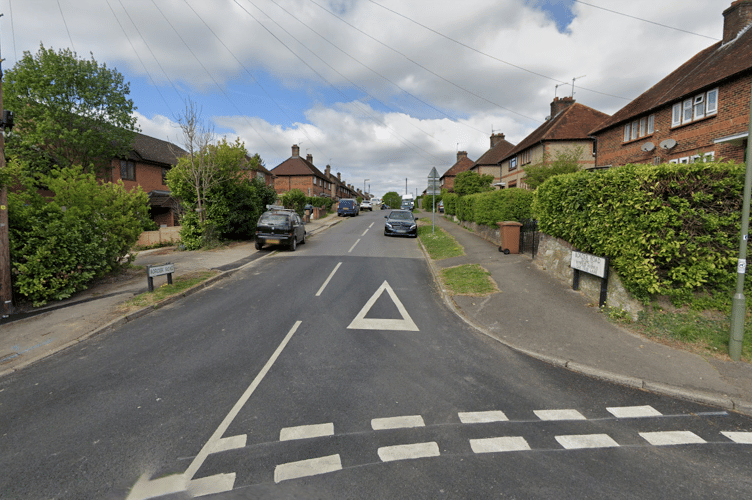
left=418, top=225, right=464, bottom=260
left=441, top=264, right=498, bottom=296
left=118, top=270, right=219, bottom=314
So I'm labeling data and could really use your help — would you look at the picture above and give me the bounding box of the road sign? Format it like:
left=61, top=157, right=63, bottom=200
left=428, top=167, right=439, bottom=180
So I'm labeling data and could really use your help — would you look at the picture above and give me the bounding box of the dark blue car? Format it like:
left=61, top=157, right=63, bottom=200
left=337, top=199, right=359, bottom=216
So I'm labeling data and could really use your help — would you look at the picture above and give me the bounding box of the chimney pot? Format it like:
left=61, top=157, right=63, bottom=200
left=457, top=151, right=468, bottom=162
left=490, top=133, right=506, bottom=148
left=306, top=153, right=313, bottom=163
left=550, top=96, right=575, bottom=119
left=723, top=0, right=752, bottom=44
left=292, top=144, right=300, bottom=157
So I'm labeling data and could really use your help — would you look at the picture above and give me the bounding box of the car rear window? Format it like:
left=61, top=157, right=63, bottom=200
left=259, top=214, right=289, bottom=225
left=339, top=200, right=354, bottom=208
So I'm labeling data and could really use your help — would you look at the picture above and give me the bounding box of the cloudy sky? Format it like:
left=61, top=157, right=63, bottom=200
left=2, top=0, right=731, bottom=197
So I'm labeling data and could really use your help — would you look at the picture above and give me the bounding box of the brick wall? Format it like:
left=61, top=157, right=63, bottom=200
left=595, top=74, right=751, bottom=167
left=273, top=175, right=331, bottom=197
left=111, top=160, right=167, bottom=192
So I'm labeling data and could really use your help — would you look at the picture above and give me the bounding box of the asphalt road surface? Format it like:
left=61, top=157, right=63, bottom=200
left=1, top=210, right=751, bottom=499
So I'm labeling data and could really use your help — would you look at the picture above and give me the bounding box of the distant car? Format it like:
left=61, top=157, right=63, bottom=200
left=337, top=199, right=359, bottom=216
left=255, top=208, right=306, bottom=251
left=437, top=200, right=444, bottom=213
left=381, top=204, right=390, bottom=210
left=384, top=210, right=418, bottom=238
left=401, top=200, right=414, bottom=211
left=360, top=200, right=373, bottom=211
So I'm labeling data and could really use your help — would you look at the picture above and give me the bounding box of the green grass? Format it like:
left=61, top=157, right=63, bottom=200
left=119, top=271, right=218, bottom=312
left=418, top=225, right=464, bottom=260
left=441, top=264, right=498, bottom=296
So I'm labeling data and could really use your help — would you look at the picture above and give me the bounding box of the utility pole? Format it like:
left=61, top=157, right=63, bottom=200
left=0, top=15, right=12, bottom=318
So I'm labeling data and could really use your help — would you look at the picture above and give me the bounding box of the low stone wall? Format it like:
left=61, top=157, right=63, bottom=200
left=452, top=216, right=502, bottom=247
left=137, top=226, right=181, bottom=247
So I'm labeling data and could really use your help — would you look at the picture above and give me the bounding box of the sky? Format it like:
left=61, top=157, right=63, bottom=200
left=1, top=0, right=731, bottom=198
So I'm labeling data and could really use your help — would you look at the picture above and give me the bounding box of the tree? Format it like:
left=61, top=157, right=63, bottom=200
left=454, top=171, right=494, bottom=196
left=4, top=44, right=139, bottom=176
left=382, top=191, right=401, bottom=209
left=281, top=189, right=307, bottom=216
left=523, top=146, right=584, bottom=190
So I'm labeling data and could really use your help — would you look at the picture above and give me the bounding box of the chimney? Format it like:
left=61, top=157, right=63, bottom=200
left=457, top=151, right=468, bottom=162
left=292, top=144, right=300, bottom=157
left=550, top=96, right=575, bottom=119
left=306, top=153, right=313, bottom=163
left=723, top=0, right=752, bottom=44
left=325, top=164, right=331, bottom=177
left=490, top=133, right=505, bottom=148
left=337, top=172, right=341, bottom=181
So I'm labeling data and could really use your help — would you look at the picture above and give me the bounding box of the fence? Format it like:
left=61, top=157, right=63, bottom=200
left=519, top=219, right=539, bottom=258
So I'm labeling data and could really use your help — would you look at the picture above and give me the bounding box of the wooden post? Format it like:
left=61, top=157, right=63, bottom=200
left=0, top=46, right=13, bottom=318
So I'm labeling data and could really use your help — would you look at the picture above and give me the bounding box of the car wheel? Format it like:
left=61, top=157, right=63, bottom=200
left=301, top=231, right=306, bottom=244
left=384, top=231, right=389, bottom=236
left=255, top=240, right=263, bottom=250
left=290, top=237, right=297, bottom=251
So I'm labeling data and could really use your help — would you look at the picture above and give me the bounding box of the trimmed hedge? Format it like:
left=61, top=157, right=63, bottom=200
left=533, top=162, right=743, bottom=304
left=444, top=189, right=534, bottom=225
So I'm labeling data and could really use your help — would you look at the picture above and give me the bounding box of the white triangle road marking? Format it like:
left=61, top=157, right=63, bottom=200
left=347, top=281, right=419, bottom=331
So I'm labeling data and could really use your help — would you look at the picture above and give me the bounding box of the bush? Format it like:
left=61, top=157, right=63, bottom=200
left=449, top=189, right=534, bottom=226
left=443, top=193, right=458, bottom=215
left=209, top=178, right=277, bottom=240
left=281, top=189, right=307, bottom=216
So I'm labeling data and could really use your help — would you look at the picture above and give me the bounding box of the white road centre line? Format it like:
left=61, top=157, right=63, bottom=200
left=378, top=442, right=440, bottom=462
left=470, top=436, right=530, bottom=454
left=458, top=410, right=509, bottom=424
left=274, top=454, right=342, bottom=483
left=348, top=238, right=361, bottom=253
left=606, top=405, right=662, bottom=418
left=372, top=415, right=425, bottom=430
left=556, top=434, right=620, bottom=450
left=369, top=222, right=374, bottom=228
left=362, top=228, right=369, bottom=236
left=534, top=409, right=586, bottom=421
left=639, top=431, right=706, bottom=446
left=315, top=262, right=342, bottom=297
left=280, top=423, right=334, bottom=441
left=721, top=431, right=752, bottom=444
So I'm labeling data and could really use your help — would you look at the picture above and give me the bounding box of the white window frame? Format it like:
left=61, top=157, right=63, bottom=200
left=672, top=88, right=719, bottom=127
left=647, top=114, right=655, bottom=134
left=639, top=118, right=646, bottom=137
left=683, top=99, right=693, bottom=124
left=631, top=120, right=638, bottom=140
left=624, top=123, right=631, bottom=142
left=694, top=94, right=705, bottom=120
left=672, top=103, right=682, bottom=127
left=509, top=157, right=518, bottom=170
left=706, top=89, right=718, bottom=114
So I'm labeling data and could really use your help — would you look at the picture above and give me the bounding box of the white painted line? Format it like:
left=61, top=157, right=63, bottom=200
left=607, top=405, right=662, bottom=419
left=372, top=415, right=425, bottom=430
left=721, top=431, right=752, bottom=444
left=534, top=409, right=586, bottom=421
left=127, top=474, right=186, bottom=500
left=369, top=222, right=374, bottom=228
left=378, top=442, right=440, bottom=462
left=280, top=423, right=334, bottom=441
left=274, top=454, right=342, bottom=483
left=212, top=435, right=247, bottom=453
left=348, top=238, right=361, bottom=253
left=315, top=262, right=342, bottom=297
left=556, top=434, right=620, bottom=450
left=187, top=473, right=236, bottom=497
left=458, top=410, right=508, bottom=424
left=470, top=436, right=530, bottom=454
left=362, top=228, right=369, bottom=236
left=639, top=431, right=706, bottom=446
left=348, top=281, right=419, bottom=331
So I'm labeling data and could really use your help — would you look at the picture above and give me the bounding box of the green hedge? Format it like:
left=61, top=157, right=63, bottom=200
left=445, top=189, right=534, bottom=225
left=533, top=162, right=743, bottom=303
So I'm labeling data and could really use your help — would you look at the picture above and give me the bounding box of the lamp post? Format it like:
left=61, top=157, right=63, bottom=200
left=364, top=179, right=369, bottom=199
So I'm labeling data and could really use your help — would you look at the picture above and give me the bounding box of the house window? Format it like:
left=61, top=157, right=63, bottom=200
left=672, top=88, right=718, bottom=127
left=631, top=120, right=638, bottom=140
left=639, top=118, right=646, bottom=137
left=647, top=114, right=655, bottom=134
left=161, top=168, right=167, bottom=185
left=624, top=123, right=631, bottom=142
left=120, top=160, right=135, bottom=181
left=520, top=150, right=532, bottom=165
left=624, top=114, right=656, bottom=142
left=509, top=157, right=517, bottom=170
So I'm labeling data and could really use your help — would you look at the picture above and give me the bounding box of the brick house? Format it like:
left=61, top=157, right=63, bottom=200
left=323, top=165, right=357, bottom=201
left=241, top=156, right=274, bottom=187
left=271, top=145, right=334, bottom=198
left=440, top=151, right=475, bottom=192
left=498, top=98, right=609, bottom=188
left=469, top=133, right=516, bottom=188
left=109, top=132, right=186, bottom=227
left=591, top=0, right=752, bottom=167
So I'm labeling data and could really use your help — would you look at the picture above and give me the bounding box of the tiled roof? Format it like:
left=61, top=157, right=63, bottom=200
left=591, top=28, right=752, bottom=134
left=441, top=156, right=475, bottom=179
left=129, top=132, right=186, bottom=165
left=504, top=103, right=609, bottom=159
left=474, top=138, right=516, bottom=166
left=271, top=156, right=328, bottom=179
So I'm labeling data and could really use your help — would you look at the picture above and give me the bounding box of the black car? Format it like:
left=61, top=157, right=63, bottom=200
left=255, top=208, right=306, bottom=251
left=384, top=210, right=418, bottom=238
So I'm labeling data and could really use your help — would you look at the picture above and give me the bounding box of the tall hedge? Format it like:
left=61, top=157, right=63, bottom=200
left=533, top=162, right=743, bottom=303
left=445, top=189, right=534, bottom=226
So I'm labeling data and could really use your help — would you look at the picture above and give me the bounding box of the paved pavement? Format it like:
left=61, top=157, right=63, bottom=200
left=2, top=209, right=751, bottom=416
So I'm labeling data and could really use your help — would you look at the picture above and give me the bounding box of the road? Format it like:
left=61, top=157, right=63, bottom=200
left=1, top=210, right=751, bottom=499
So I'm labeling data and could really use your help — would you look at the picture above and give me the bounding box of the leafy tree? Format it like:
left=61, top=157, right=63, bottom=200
left=454, top=171, right=494, bottom=196
left=382, top=191, right=401, bottom=209
left=523, top=146, right=584, bottom=190
left=4, top=44, right=139, bottom=176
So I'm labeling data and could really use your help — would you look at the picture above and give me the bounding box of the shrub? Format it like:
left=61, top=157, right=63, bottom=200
left=281, top=189, right=307, bottom=216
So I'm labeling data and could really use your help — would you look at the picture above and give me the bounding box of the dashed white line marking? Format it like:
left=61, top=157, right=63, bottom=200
left=315, top=262, right=342, bottom=297
left=556, top=434, right=620, bottom=450
left=458, top=410, right=509, bottom=424
left=378, top=442, right=440, bottom=462
left=274, top=454, right=342, bottom=483
left=369, top=222, right=374, bottom=228
left=534, top=409, right=586, bottom=421
left=362, top=228, right=369, bottom=236
left=372, top=415, right=425, bottom=430
left=639, top=431, right=706, bottom=446
left=721, top=431, right=752, bottom=444
left=348, top=239, right=361, bottom=253
left=280, top=423, right=334, bottom=442
left=470, top=436, right=530, bottom=454
left=607, top=405, right=662, bottom=418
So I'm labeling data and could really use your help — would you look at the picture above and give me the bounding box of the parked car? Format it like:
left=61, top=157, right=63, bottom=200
left=337, top=198, right=359, bottom=216
left=437, top=200, right=444, bottom=213
left=255, top=208, right=306, bottom=251
left=384, top=210, right=418, bottom=238
left=401, top=200, right=414, bottom=211
left=360, top=200, right=373, bottom=211
left=381, top=204, right=390, bottom=210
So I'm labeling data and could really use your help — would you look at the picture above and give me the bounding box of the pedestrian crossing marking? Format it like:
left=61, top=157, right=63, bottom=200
left=556, top=434, right=620, bottom=450
left=274, top=454, right=342, bottom=483
left=639, top=431, right=706, bottom=446
left=280, top=423, right=334, bottom=441
left=721, top=431, right=752, bottom=444
left=347, top=281, right=419, bottom=331
left=470, top=436, right=530, bottom=453
left=534, top=409, right=586, bottom=421
left=607, top=405, right=662, bottom=418
left=372, top=415, right=425, bottom=430
left=378, top=442, right=440, bottom=462
left=459, top=410, right=509, bottom=424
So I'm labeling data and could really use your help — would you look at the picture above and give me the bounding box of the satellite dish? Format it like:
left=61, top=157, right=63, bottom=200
left=641, top=142, right=655, bottom=152
left=660, top=138, right=677, bottom=150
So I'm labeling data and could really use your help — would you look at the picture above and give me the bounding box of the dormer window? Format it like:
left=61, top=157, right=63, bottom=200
left=672, top=88, right=718, bottom=127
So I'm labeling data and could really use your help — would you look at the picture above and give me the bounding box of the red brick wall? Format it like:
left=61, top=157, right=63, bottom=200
left=111, top=160, right=167, bottom=192
left=273, top=175, right=330, bottom=197
left=595, top=75, right=751, bottom=167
